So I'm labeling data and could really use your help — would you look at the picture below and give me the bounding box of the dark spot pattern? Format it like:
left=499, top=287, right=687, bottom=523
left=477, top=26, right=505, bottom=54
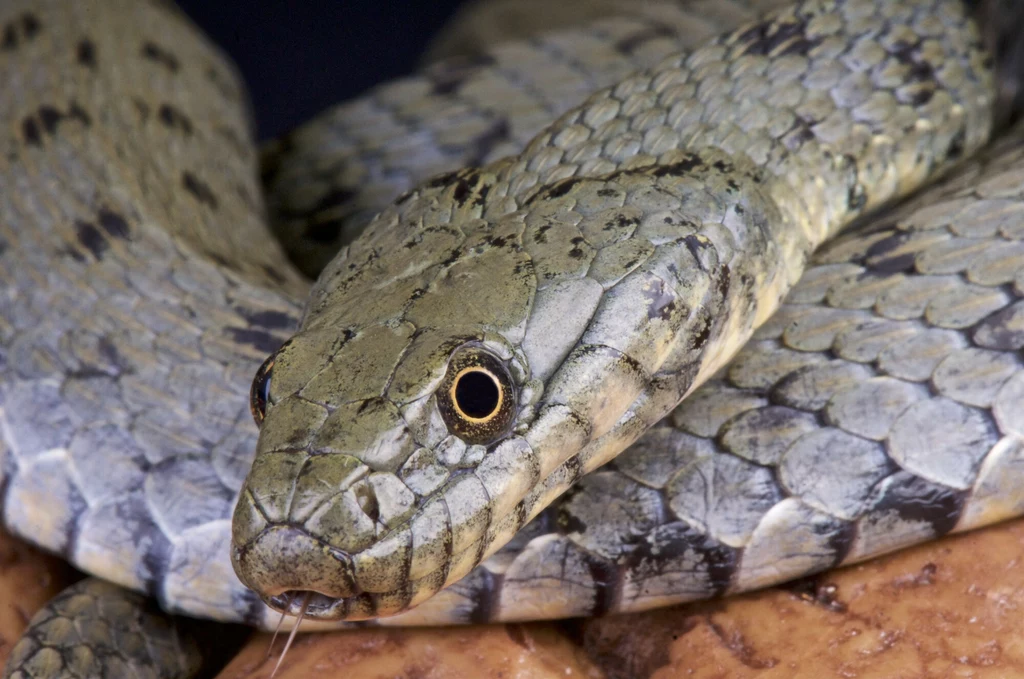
left=141, top=41, right=180, bottom=72
left=226, top=328, right=282, bottom=354
left=21, top=103, right=91, bottom=146
left=97, top=208, right=130, bottom=240
left=737, top=18, right=819, bottom=57
left=235, top=309, right=296, bottom=331
left=426, top=53, right=496, bottom=95
left=1, top=13, right=41, bottom=51
left=75, top=220, right=107, bottom=260
left=21, top=118, right=41, bottom=146
left=76, top=39, right=96, bottom=67
left=181, top=172, right=218, bottom=209
left=614, top=23, right=676, bottom=55
left=157, top=104, right=193, bottom=134
left=465, top=118, right=511, bottom=166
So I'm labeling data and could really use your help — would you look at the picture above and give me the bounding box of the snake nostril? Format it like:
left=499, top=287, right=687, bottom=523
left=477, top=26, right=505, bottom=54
left=353, top=483, right=380, bottom=522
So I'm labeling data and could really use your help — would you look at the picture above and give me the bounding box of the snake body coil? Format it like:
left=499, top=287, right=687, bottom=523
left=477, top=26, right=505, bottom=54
left=234, top=0, right=995, bottom=622
left=1, top=0, right=1022, bottom=676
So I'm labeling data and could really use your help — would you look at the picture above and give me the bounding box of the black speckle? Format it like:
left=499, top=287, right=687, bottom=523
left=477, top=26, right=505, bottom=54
left=689, top=314, right=712, bottom=351
left=906, top=87, right=935, bottom=106
left=451, top=170, right=483, bottom=205
left=141, top=41, right=180, bottom=72
left=737, top=19, right=817, bottom=57
left=261, top=265, right=287, bottom=285
left=24, top=103, right=91, bottom=144
left=1, top=24, right=17, bottom=50
left=466, top=117, right=510, bottom=167
left=0, top=13, right=41, bottom=51
left=157, top=103, right=193, bottom=134
left=712, top=159, right=734, bottom=173
left=614, top=23, right=676, bottom=54
left=642, top=277, right=680, bottom=321
left=441, top=248, right=462, bottom=268
left=97, top=208, right=130, bottom=239
left=181, top=171, right=219, bottom=209
left=67, top=102, right=91, bottom=126
left=532, top=224, right=552, bottom=244
left=75, top=220, right=107, bottom=259
left=425, top=170, right=461, bottom=189
left=426, top=53, right=496, bottom=95
left=539, top=177, right=584, bottom=199
left=59, top=246, right=86, bottom=263
left=946, top=128, right=966, bottom=160
left=38, top=106, right=62, bottom=134
left=864, top=232, right=914, bottom=272
left=650, top=154, right=705, bottom=177
left=206, top=251, right=230, bottom=268
left=226, top=328, right=281, bottom=354
left=76, top=39, right=96, bottom=67
left=778, top=37, right=818, bottom=56
left=21, top=14, right=40, bottom=38
left=236, top=309, right=296, bottom=331
left=21, top=118, right=41, bottom=146
left=204, top=65, right=238, bottom=101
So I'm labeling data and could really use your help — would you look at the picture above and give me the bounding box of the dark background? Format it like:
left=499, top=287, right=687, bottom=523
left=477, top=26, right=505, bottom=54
left=176, top=2, right=466, bottom=141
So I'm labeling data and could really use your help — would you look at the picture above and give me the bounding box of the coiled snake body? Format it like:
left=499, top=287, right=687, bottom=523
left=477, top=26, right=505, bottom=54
left=1, top=0, right=1022, bottom=676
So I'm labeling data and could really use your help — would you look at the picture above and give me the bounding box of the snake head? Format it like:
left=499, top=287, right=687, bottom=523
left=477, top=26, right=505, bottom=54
left=231, top=165, right=738, bottom=621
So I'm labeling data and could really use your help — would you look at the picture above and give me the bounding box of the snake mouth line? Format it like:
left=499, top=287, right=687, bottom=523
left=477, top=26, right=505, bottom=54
left=269, top=590, right=346, bottom=619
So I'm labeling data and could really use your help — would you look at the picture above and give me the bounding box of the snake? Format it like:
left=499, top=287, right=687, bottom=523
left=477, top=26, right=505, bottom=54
left=1, top=0, right=1023, bottom=676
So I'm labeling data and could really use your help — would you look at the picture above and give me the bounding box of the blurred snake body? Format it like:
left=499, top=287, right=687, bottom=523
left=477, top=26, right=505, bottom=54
left=2, top=0, right=1024, bottom=675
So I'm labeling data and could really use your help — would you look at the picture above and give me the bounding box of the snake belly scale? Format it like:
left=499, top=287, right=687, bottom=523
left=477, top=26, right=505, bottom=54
left=1, top=0, right=1023, bottom=676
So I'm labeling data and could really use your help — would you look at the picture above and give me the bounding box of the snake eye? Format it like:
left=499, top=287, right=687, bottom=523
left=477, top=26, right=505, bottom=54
left=452, top=368, right=502, bottom=420
left=250, top=354, right=275, bottom=427
left=438, top=347, right=515, bottom=444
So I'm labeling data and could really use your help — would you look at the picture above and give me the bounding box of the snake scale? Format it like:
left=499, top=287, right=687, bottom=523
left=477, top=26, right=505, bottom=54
left=1, top=0, right=1022, bottom=676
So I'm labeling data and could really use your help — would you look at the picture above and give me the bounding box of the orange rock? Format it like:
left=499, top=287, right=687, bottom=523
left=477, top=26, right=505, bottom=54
left=217, top=622, right=605, bottom=679
left=582, top=518, right=1024, bottom=678
left=0, top=526, right=78, bottom=668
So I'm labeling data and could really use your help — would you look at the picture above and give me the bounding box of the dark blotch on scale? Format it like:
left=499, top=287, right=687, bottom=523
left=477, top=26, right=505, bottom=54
left=77, top=39, right=96, bottom=68
left=182, top=171, right=219, bottom=209
left=141, top=41, right=180, bottom=72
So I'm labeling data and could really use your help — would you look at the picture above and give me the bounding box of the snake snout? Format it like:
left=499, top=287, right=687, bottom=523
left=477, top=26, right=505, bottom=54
left=231, top=390, right=429, bottom=620
left=231, top=523, right=358, bottom=602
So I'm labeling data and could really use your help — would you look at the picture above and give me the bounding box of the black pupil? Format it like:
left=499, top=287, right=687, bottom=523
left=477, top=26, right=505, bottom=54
left=455, top=370, right=500, bottom=419
left=251, top=359, right=273, bottom=423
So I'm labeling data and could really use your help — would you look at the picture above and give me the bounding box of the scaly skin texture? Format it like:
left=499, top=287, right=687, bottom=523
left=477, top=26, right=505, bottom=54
left=263, top=0, right=794, bottom=276
left=0, top=0, right=304, bottom=627
left=234, top=0, right=994, bottom=622
left=4, top=580, right=208, bottom=679
left=2, top=0, right=1023, bottom=677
